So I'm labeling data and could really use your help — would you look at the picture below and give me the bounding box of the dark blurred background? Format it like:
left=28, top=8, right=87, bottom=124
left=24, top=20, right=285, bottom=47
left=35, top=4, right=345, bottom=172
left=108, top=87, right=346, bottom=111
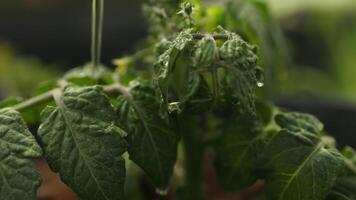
left=0, top=0, right=146, bottom=67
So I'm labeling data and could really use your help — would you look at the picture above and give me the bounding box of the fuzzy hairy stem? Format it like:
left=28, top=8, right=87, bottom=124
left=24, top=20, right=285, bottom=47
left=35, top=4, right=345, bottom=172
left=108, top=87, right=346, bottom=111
left=11, top=90, right=59, bottom=112
left=11, top=83, right=129, bottom=112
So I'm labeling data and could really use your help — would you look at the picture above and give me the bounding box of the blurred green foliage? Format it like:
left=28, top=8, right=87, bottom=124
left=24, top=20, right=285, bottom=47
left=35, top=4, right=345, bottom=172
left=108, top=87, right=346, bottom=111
left=0, top=42, right=60, bottom=97
left=268, top=0, right=356, bottom=18
left=266, top=0, right=356, bottom=102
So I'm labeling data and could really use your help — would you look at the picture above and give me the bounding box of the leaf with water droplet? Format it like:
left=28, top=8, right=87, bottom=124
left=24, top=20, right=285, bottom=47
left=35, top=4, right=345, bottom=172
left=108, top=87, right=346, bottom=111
left=219, top=28, right=259, bottom=116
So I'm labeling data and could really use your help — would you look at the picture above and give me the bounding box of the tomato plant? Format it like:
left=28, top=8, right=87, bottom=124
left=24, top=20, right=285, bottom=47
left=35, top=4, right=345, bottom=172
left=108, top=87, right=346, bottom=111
left=0, top=0, right=355, bottom=200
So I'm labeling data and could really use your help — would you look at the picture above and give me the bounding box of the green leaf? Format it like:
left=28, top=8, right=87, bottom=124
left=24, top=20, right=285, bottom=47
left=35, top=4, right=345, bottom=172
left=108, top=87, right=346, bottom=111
left=64, top=64, right=114, bottom=86
left=0, top=109, right=42, bottom=158
left=38, top=86, right=127, bottom=200
left=154, top=29, right=193, bottom=80
left=259, top=112, right=344, bottom=200
left=219, top=29, right=259, bottom=116
left=0, top=98, right=22, bottom=109
left=0, top=146, right=41, bottom=200
left=275, top=112, right=323, bottom=135
left=179, top=36, right=216, bottom=113
left=31, top=80, right=58, bottom=96
left=180, top=74, right=213, bottom=113
left=192, top=36, right=216, bottom=68
left=327, top=177, right=356, bottom=200
left=116, top=82, right=178, bottom=188
left=0, top=108, right=42, bottom=200
left=341, top=146, right=356, bottom=185
left=214, top=115, right=263, bottom=191
left=160, top=35, right=216, bottom=114
left=343, top=146, right=356, bottom=165
left=154, top=29, right=194, bottom=103
left=214, top=101, right=277, bottom=192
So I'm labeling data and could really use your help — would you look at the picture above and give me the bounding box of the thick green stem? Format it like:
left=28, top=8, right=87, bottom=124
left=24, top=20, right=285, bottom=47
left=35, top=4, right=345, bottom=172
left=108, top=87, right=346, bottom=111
left=210, top=37, right=220, bottom=105
left=91, top=0, right=104, bottom=74
left=345, top=159, right=356, bottom=176
left=211, top=64, right=219, bottom=104
left=180, top=115, right=205, bottom=200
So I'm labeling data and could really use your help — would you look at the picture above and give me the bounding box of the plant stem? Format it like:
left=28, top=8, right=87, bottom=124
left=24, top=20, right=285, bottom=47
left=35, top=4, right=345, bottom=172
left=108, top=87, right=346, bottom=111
left=211, top=65, right=219, bottom=105
left=103, top=83, right=130, bottom=96
left=345, top=158, right=356, bottom=176
left=11, top=83, right=129, bottom=112
left=210, top=37, right=220, bottom=105
left=180, top=115, right=205, bottom=200
left=12, top=90, right=59, bottom=112
left=91, top=0, right=104, bottom=74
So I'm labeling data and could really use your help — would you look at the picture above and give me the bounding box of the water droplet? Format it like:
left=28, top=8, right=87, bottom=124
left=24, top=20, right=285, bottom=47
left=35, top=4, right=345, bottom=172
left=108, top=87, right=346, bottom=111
left=168, top=102, right=182, bottom=114
left=164, top=61, right=169, bottom=67
left=255, top=67, right=264, bottom=88
left=156, top=188, right=169, bottom=196
left=257, top=82, right=264, bottom=87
